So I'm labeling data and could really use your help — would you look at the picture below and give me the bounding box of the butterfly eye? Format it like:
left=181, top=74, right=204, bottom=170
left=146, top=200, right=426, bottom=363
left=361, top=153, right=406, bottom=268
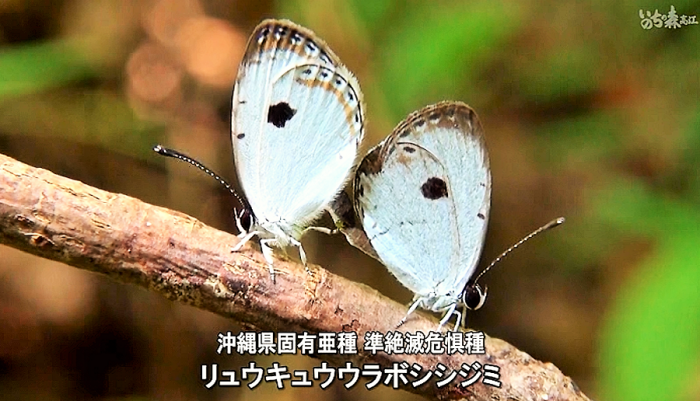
left=237, top=208, right=255, bottom=233
left=463, top=284, right=487, bottom=310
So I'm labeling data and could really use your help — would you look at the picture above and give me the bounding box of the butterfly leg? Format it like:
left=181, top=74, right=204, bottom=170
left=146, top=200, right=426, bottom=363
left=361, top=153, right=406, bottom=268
left=259, top=238, right=278, bottom=283
left=450, top=307, right=466, bottom=332
left=231, top=231, right=257, bottom=252
left=452, top=309, right=463, bottom=332
left=396, top=298, right=423, bottom=328
left=303, top=226, right=338, bottom=235
left=289, top=237, right=313, bottom=276
left=438, top=302, right=459, bottom=331
left=460, top=304, right=468, bottom=330
left=234, top=208, right=247, bottom=237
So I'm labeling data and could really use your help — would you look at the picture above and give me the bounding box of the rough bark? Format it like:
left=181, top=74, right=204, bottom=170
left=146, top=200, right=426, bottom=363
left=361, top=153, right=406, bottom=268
left=0, top=153, right=590, bottom=401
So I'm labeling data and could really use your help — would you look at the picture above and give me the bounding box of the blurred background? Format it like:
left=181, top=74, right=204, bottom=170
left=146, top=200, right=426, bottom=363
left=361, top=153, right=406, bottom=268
left=0, top=0, right=698, bottom=400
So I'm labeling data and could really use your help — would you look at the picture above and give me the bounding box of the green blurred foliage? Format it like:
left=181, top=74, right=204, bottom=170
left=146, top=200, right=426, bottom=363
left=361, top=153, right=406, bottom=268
left=0, top=39, right=95, bottom=97
left=597, top=179, right=700, bottom=401
left=372, top=1, right=522, bottom=119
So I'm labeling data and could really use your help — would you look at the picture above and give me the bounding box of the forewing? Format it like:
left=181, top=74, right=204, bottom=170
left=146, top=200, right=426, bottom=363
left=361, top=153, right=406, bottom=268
left=232, top=19, right=364, bottom=227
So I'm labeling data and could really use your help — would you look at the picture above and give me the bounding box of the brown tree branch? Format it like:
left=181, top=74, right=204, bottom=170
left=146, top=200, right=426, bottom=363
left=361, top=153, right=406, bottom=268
left=0, top=152, right=590, bottom=401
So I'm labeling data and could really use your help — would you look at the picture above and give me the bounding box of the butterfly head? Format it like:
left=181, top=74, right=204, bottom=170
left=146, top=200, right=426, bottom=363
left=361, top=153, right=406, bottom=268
left=461, top=282, right=488, bottom=311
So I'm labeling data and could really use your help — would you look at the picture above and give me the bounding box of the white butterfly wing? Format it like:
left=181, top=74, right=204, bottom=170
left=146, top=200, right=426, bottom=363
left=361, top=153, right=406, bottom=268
left=355, top=102, right=491, bottom=302
left=232, top=19, right=364, bottom=230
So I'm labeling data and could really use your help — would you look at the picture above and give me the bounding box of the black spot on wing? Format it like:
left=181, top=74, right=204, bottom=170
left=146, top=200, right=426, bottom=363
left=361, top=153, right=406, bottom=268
left=477, top=212, right=485, bottom=220
left=274, top=26, right=288, bottom=37
left=319, top=51, right=332, bottom=65
left=258, top=27, right=271, bottom=42
left=267, top=102, right=297, bottom=128
left=306, top=41, right=318, bottom=53
left=421, top=177, right=448, bottom=200
left=237, top=133, right=245, bottom=139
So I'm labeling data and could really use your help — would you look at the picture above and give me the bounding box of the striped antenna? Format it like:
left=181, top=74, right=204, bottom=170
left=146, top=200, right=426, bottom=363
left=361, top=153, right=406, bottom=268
left=473, top=217, right=565, bottom=286
left=153, top=145, right=252, bottom=216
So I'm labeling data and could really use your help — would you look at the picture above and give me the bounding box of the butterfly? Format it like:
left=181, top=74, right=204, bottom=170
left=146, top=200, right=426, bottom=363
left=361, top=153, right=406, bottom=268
left=331, top=101, right=564, bottom=330
left=354, top=102, right=491, bottom=326
left=228, top=19, right=364, bottom=281
left=155, top=19, right=364, bottom=283
left=337, top=101, right=491, bottom=329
